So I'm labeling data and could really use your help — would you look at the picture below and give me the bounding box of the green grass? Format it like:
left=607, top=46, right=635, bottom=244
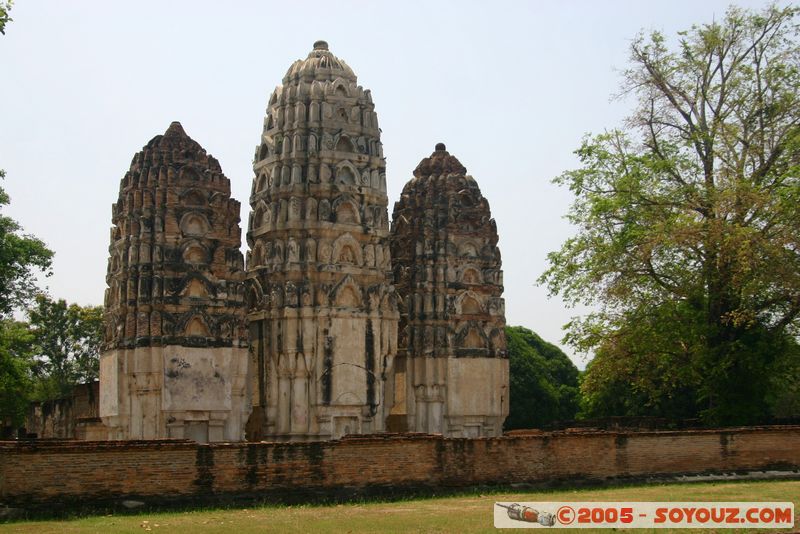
left=1, top=480, right=798, bottom=533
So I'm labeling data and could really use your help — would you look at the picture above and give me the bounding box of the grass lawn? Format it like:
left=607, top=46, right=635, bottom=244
left=1, top=480, right=797, bottom=533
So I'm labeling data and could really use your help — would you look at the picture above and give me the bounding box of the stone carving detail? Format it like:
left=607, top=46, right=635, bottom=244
left=389, top=144, right=508, bottom=438
left=100, top=122, right=251, bottom=443
left=246, top=41, right=399, bottom=441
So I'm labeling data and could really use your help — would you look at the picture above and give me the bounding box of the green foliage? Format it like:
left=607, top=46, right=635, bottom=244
left=28, top=295, right=103, bottom=400
left=0, top=319, right=34, bottom=426
left=767, top=339, right=800, bottom=417
left=0, top=0, right=12, bottom=35
left=541, top=5, right=800, bottom=425
left=0, top=165, right=55, bottom=423
left=0, top=171, right=54, bottom=318
left=505, top=326, right=580, bottom=430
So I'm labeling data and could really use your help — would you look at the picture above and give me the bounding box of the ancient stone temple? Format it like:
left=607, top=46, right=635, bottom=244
left=389, top=144, right=508, bottom=438
left=100, top=122, right=251, bottom=442
left=245, top=41, right=399, bottom=441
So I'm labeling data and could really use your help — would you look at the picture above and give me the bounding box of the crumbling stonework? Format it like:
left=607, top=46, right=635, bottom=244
left=100, top=122, right=251, bottom=442
left=389, top=144, right=508, bottom=437
left=245, top=41, right=399, bottom=441
left=25, top=383, right=102, bottom=440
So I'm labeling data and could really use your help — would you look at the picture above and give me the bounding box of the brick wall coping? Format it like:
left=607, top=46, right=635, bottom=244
left=2, top=425, right=798, bottom=453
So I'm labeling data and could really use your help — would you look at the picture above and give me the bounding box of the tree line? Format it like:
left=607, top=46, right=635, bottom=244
left=0, top=171, right=103, bottom=427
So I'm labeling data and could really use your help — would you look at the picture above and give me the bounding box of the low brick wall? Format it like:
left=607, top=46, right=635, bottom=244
left=1, top=427, right=799, bottom=510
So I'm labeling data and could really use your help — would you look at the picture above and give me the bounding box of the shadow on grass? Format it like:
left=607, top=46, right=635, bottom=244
left=3, top=471, right=799, bottom=524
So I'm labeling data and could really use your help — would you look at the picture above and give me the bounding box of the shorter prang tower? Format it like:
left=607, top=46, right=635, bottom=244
left=389, top=144, right=508, bottom=437
left=100, top=122, right=251, bottom=442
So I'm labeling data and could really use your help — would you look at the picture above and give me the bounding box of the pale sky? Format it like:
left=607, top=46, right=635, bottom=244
left=0, top=0, right=776, bottom=368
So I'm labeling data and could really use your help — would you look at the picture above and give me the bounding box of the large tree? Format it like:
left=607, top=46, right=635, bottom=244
left=505, top=326, right=580, bottom=430
left=541, top=5, right=800, bottom=425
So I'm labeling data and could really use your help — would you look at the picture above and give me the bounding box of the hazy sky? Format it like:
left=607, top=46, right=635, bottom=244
left=0, top=0, right=775, bottom=368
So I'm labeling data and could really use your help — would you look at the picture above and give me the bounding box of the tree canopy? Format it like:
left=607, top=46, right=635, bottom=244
left=0, top=319, right=34, bottom=426
left=28, top=295, right=103, bottom=400
left=0, top=171, right=53, bottom=318
left=541, top=5, right=800, bottom=425
left=505, top=326, right=580, bottom=430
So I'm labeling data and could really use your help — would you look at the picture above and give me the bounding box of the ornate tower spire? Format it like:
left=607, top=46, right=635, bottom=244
left=100, top=122, right=251, bottom=442
left=389, top=144, right=508, bottom=437
left=246, top=42, right=399, bottom=441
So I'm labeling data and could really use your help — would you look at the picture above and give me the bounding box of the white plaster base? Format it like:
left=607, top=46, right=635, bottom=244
left=100, top=345, right=251, bottom=442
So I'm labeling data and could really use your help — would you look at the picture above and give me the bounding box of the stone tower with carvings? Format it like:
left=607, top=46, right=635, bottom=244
left=389, top=144, right=508, bottom=437
left=100, top=122, right=251, bottom=442
left=245, top=41, right=399, bottom=441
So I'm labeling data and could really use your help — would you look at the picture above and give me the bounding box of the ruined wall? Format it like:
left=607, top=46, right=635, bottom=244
left=2, top=427, right=798, bottom=510
left=100, top=122, right=250, bottom=442
left=245, top=41, right=398, bottom=441
left=389, top=144, right=508, bottom=437
left=25, top=383, right=100, bottom=439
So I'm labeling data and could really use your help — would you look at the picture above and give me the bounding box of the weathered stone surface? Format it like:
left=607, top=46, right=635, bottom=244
left=245, top=41, right=399, bottom=441
left=25, top=383, right=100, bottom=439
left=100, top=122, right=251, bottom=442
left=389, top=144, right=508, bottom=437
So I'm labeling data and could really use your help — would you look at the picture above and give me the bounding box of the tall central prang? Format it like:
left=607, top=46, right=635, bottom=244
left=245, top=41, right=399, bottom=441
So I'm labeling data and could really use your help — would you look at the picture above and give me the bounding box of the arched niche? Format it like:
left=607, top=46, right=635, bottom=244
left=335, top=160, right=359, bottom=186
left=490, top=328, right=506, bottom=352
left=461, top=296, right=482, bottom=314
left=255, top=200, right=270, bottom=227
left=181, top=189, right=206, bottom=207
left=335, top=135, right=353, bottom=153
left=456, top=323, right=486, bottom=349
left=180, top=167, right=203, bottom=182
left=180, top=212, right=210, bottom=237
left=331, top=78, right=350, bottom=97
left=457, top=241, right=479, bottom=258
left=256, top=173, right=268, bottom=192
left=456, top=291, right=484, bottom=315
left=251, top=241, right=265, bottom=267
left=332, top=234, right=363, bottom=266
left=183, top=278, right=209, bottom=298
left=461, top=267, right=482, bottom=285
left=332, top=277, right=362, bottom=308
left=182, top=243, right=208, bottom=264
left=246, top=280, right=263, bottom=311
left=185, top=316, right=211, bottom=337
left=338, top=244, right=357, bottom=264
left=336, top=201, right=359, bottom=224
